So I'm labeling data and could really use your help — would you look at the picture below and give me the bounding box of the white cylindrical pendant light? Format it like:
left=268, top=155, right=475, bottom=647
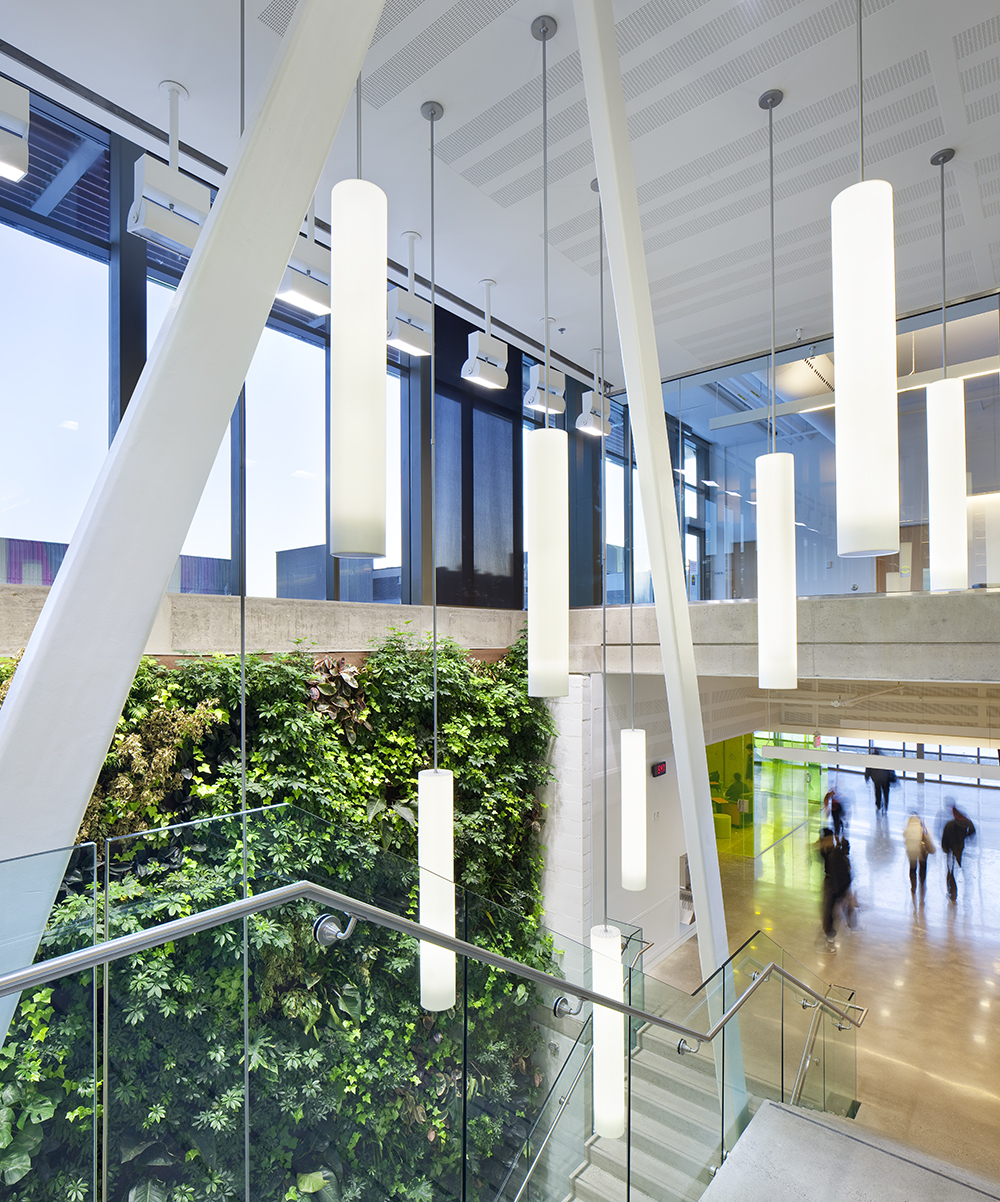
left=329, top=178, right=388, bottom=557
left=590, top=924, right=625, bottom=1139
left=526, top=426, right=569, bottom=696
left=418, top=768, right=456, bottom=1011
left=927, top=377, right=967, bottom=591
left=620, top=728, right=646, bottom=891
left=831, top=179, right=899, bottom=557
left=756, top=452, right=798, bottom=689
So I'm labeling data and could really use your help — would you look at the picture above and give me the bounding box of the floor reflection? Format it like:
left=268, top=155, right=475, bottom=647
left=653, top=767, right=1000, bottom=1183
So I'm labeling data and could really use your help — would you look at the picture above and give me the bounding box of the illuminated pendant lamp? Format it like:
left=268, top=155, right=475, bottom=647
left=329, top=75, right=389, bottom=558
left=621, top=587, right=647, bottom=890
left=590, top=925, right=625, bottom=1138
left=417, top=99, right=456, bottom=1013
left=526, top=14, right=569, bottom=699
left=831, top=0, right=899, bottom=558
left=926, top=147, right=967, bottom=593
left=755, top=89, right=798, bottom=691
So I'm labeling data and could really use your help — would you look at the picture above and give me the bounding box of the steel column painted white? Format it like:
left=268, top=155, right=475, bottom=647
left=573, top=0, right=747, bottom=1139
left=572, top=0, right=728, bottom=983
left=0, top=0, right=385, bottom=1036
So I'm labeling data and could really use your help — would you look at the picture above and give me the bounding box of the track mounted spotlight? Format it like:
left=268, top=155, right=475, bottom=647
left=0, top=77, right=29, bottom=183
left=277, top=199, right=331, bottom=316
left=128, top=83, right=211, bottom=257
left=576, top=351, right=610, bottom=435
left=525, top=362, right=566, bottom=415
left=462, top=280, right=509, bottom=390
left=387, top=231, right=432, bottom=357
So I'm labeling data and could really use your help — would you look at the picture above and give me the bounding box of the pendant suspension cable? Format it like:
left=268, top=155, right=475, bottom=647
left=857, top=0, right=864, bottom=183
left=935, top=151, right=951, bottom=377
left=542, top=32, right=550, bottom=431
left=599, top=196, right=608, bottom=928
left=238, top=5, right=249, bottom=1199
left=422, top=101, right=443, bottom=768
left=356, top=73, right=362, bottom=180
left=769, top=104, right=775, bottom=453
left=759, top=89, right=783, bottom=454
left=532, top=17, right=556, bottom=427
left=929, top=148, right=955, bottom=375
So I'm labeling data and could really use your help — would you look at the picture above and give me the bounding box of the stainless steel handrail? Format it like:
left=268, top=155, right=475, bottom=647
left=510, top=1047, right=592, bottom=1202
left=790, top=1000, right=826, bottom=1106
left=492, top=1014, right=593, bottom=1202
left=0, top=879, right=867, bottom=1039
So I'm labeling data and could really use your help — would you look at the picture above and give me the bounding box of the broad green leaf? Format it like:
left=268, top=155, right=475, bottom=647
left=128, top=1181, right=168, bottom=1202
left=0, top=1148, right=32, bottom=1186
left=297, top=1172, right=327, bottom=1193
left=120, top=1135, right=158, bottom=1164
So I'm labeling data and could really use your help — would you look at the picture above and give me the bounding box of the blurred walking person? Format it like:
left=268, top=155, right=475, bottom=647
left=903, top=812, right=935, bottom=893
left=823, top=787, right=847, bottom=843
left=864, top=751, right=896, bottom=814
left=817, top=827, right=852, bottom=949
left=941, top=804, right=976, bottom=900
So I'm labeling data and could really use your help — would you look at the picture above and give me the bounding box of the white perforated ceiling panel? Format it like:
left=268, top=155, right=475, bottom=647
left=0, top=0, right=996, bottom=383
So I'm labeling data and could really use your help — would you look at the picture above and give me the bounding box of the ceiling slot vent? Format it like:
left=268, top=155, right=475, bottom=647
left=258, top=0, right=298, bottom=37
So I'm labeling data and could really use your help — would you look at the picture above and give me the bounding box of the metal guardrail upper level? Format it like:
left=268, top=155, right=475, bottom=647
left=0, top=879, right=867, bottom=1044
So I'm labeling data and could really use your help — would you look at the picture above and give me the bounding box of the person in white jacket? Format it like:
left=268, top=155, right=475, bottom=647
left=904, top=812, right=935, bottom=893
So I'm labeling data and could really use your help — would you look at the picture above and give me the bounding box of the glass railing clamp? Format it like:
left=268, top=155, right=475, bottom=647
left=312, top=912, right=357, bottom=945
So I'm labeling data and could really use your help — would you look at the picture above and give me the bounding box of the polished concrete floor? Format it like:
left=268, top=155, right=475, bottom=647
left=652, top=764, right=1000, bottom=1183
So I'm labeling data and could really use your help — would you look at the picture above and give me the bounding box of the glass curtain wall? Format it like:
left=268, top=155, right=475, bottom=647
left=147, top=281, right=233, bottom=594
left=0, top=224, right=108, bottom=585
left=661, top=293, right=1000, bottom=602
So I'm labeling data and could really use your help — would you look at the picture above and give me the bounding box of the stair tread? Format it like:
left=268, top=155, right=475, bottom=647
left=573, top=1158, right=706, bottom=1202
left=629, top=1072, right=720, bottom=1125
left=627, top=1108, right=722, bottom=1157
left=590, top=1133, right=716, bottom=1183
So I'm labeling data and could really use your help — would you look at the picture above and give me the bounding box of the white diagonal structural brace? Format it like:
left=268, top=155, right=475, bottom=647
left=572, top=0, right=729, bottom=981
left=0, top=0, right=385, bottom=1032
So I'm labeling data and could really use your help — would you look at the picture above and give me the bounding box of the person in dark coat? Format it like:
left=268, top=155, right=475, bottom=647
left=817, top=828, right=852, bottom=946
left=823, top=788, right=847, bottom=843
left=941, top=805, right=976, bottom=898
left=864, top=754, right=896, bottom=813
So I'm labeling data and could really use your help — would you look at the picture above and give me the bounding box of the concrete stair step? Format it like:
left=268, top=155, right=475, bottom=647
left=588, top=1129, right=717, bottom=1199
left=629, top=1053, right=720, bottom=1110
left=626, top=1108, right=722, bottom=1179
left=701, top=1102, right=1000, bottom=1202
left=570, top=1159, right=706, bottom=1202
left=629, top=1074, right=720, bottom=1145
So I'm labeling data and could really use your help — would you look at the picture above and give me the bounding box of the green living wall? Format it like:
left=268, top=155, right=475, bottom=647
left=0, top=631, right=557, bottom=1202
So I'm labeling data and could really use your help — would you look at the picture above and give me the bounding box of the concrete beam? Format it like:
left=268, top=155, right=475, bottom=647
left=5, top=588, right=1000, bottom=685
